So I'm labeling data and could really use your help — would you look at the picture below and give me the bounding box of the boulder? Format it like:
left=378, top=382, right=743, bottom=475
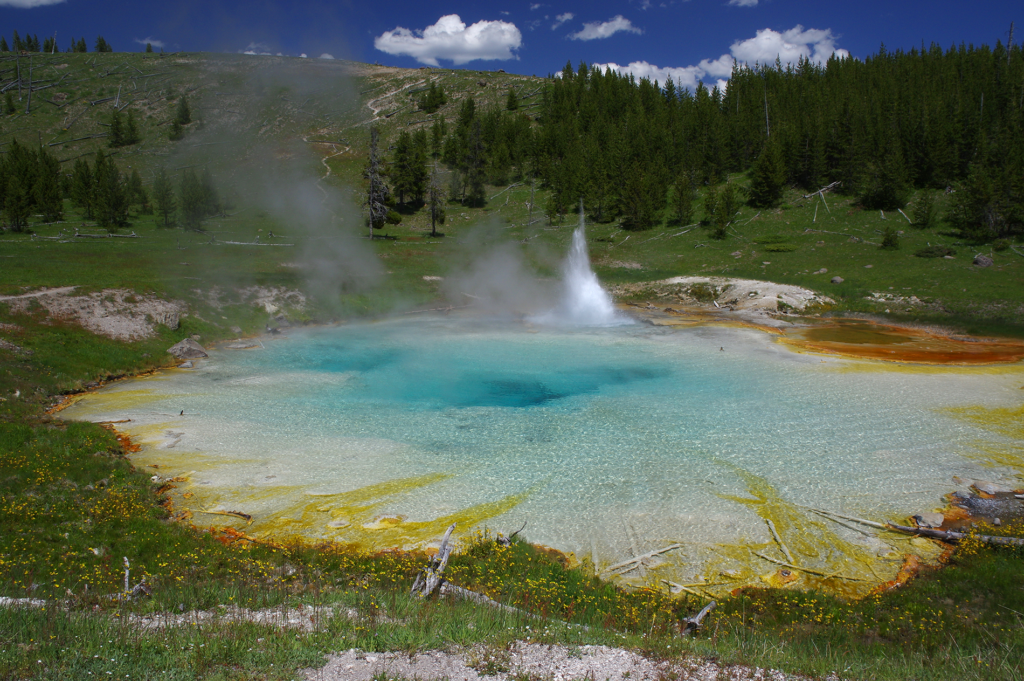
left=831, top=276, right=844, bottom=284
left=225, top=341, right=260, bottom=350
left=167, top=338, right=208, bottom=360
left=913, top=512, right=944, bottom=529
left=973, top=480, right=1012, bottom=495
left=151, top=310, right=180, bottom=330
left=177, top=361, right=194, bottom=369
left=973, top=254, right=993, bottom=267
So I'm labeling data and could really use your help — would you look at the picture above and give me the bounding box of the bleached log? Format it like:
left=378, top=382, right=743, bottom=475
left=602, top=544, right=682, bottom=574
left=680, top=601, right=716, bottom=635
left=800, top=181, right=841, bottom=199
left=765, top=519, right=796, bottom=564
left=753, top=551, right=869, bottom=582
left=412, top=523, right=456, bottom=598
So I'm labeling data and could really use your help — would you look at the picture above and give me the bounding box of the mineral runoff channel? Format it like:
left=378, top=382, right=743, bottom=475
left=58, top=312, right=1024, bottom=599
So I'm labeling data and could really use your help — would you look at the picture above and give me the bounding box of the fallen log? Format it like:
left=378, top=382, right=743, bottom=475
left=411, top=522, right=456, bottom=598
left=765, top=518, right=796, bottom=564
left=753, top=551, right=869, bottom=582
left=601, top=544, right=682, bottom=574
left=680, top=601, right=716, bottom=635
left=809, top=507, right=1024, bottom=547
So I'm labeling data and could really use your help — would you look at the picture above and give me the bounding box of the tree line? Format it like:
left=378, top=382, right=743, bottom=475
left=0, top=32, right=112, bottom=53
left=372, top=39, right=1022, bottom=245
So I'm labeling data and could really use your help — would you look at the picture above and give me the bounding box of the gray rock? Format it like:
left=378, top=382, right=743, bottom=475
left=167, top=338, right=208, bottom=360
left=151, top=310, right=180, bottom=330
left=177, top=361, right=194, bottom=369
left=973, top=254, right=993, bottom=267
left=230, top=326, right=242, bottom=335
left=913, top=512, right=944, bottom=529
left=224, top=341, right=260, bottom=350
left=973, top=480, right=1013, bottom=495
left=831, top=276, right=844, bottom=284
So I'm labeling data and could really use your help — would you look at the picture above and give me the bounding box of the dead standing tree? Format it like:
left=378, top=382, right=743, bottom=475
left=365, top=125, right=390, bottom=240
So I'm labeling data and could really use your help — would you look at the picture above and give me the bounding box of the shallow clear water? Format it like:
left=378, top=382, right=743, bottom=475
left=62, top=316, right=1024, bottom=590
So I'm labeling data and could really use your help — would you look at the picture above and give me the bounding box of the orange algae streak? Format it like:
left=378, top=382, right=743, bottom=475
left=779, top=320, right=1024, bottom=365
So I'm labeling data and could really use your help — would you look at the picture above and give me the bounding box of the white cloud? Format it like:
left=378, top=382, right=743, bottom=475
left=552, top=12, right=574, bottom=29
left=593, top=61, right=704, bottom=88
left=300, top=53, right=308, bottom=58
left=569, top=15, right=641, bottom=41
left=319, top=53, right=335, bottom=60
left=597, top=24, right=847, bottom=89
left=241, top=41, right=273, bottom=55
left=374, top=14, right=522, bottom=66
left=728, top=0, right=758, bottom=6
left=133, top=37, right=165, bottom=49
left=529, top=3, right=543, bottom=9
left=0, top=0, right=64, bottom=7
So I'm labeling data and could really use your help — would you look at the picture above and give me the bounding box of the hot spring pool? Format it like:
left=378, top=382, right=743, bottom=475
left=61, top=315, right=1024, bottom=594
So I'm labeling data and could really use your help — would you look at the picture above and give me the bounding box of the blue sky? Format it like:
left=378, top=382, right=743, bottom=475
left=0, top=1, right=1019, bottom=88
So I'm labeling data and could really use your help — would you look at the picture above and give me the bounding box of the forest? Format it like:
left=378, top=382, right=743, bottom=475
left=414, top=40, right=1023, bottom=244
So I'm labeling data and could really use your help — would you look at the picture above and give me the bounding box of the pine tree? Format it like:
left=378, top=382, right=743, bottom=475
left=95, top=36, right=111, bottom=53
left=76, top=38, right=87, bottom=53
left=34, top=148, right=63, bottom=222
left=175, top=96, right=191, bottom=125
left=506, top=88, right=519, bottom=111
left=4, top=91, right=14, bottom=115
left=912, top=190, right=936, bottom=228
left=126, top=169, right=147, bottom=212
left=0, top=37, right=9, bottom=52
left=178, top=168, right=205, bottom=231
left=427, top=166, right=446, bottom=237
left=152, top=167, right=175, bottom=227
left=464, top=120, right=487, bottom=207
left=418, top=82, right=446, bottom=113
left=199, top=168, right=219, bottom=217
left=43, top=36, right=56, bottom=53
left=672, top=170, right=698, bottom=224
left=714, top=182, right=738, bottom=239
left=747, top=138, right=786, bottom=208
left=145, top=43, right=154, bottom=53
left=12, top=31, right=22, bottom=52
left=430, top=116, right=447, bottom=159
left=5, top=174, right=30, bottom=231
left=390, top=131, right=415, bottom=205
left=168, top=120, right=184, bottom=142
left=93, top=151, right=127, bottom=230
left=108, top=110, right=125, bottom=147
left=70, top=157, right=94, bottom=218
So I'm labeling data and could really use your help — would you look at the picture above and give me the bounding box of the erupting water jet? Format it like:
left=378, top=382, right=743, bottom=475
left=535, top=201, right=628, bottom=327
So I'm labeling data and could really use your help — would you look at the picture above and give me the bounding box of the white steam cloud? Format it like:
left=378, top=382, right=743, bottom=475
left=594, top=24, right=848, bottom=88
left=374, top=14, right=522, bottom=66
left=569, top=15, right=642, bottom=41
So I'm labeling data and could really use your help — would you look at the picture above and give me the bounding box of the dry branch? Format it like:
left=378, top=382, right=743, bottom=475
left=765, top=519, right=796, bottom=564
left=680, top=601, right=716, bottom=635
left=753, top=551, right=868, bottom=582
left=601, top=544, right=682, bottom=574
left=411, top=522, right=456, bottom=598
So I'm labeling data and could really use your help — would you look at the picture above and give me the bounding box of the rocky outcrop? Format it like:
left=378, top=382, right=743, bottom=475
left=167, top=338, right=208, bottom=360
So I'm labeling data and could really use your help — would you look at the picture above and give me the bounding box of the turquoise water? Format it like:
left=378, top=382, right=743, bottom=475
left=62, top=316, right=1023, bottom=587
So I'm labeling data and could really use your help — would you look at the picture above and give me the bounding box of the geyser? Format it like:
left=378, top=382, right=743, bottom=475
left=535, top=202, right=627, bottom=327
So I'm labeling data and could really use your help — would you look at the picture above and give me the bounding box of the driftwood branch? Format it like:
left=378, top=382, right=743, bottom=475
left=765, top=519, right=795, bottom=564
left=497, top=521, right=527, bottom=546
left=680, top=601, right=716, bottom=635
left=411, top=522, right=456, bottom=598
left=801, top=181, right=841, bottom=199
left=601, top=544, right=682, bottom=574
left=809, top=507, right=1024, bottom=547
left=753, top=551, right=869, bottom=582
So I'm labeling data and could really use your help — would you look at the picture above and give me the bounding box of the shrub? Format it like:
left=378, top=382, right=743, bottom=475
left=914, top=245, right=956, bottom=258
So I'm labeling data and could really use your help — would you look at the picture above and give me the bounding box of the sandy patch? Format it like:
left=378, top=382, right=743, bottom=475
left=306, top=643, right=797, bottom=681
left=0, top=288, right=185, bottom=341
left=609, top=277, right=832, bottom=317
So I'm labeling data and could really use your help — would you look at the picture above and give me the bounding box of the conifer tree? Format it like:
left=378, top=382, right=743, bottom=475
left=94, top=36, right=112, bottom=53
left=1, top=37, right=9, bottom=52
left=108, top=110, right=125, bottom=147
left=92, top=151, right=127, bottom=230
left=418, top=82, right=446, bottom=113
left=427, top=166, right=446, bottom=237
left=70, top=157, right=94, bottom=218
left=152, top=167, right=175, bottom=227
left=34, top=148, right=62, bottom=222
left=4, top=91, right=14, bottom=115
left=178, top=168, right=205, bottom=231
left=11, top=31, right=22, bottom=52
left=430, top=116, right=446, bottom=159
left=175, top=96, right=191, bottom=125
left=145, top=43, right=153, bottom=53
left=75, top=37, right=87, bottom=53
left=5, top=174, right=30, bottom=231
left=672, top=170, right=698, bottom=224
left=912, top=190, right=936, bottom=228
left=126, top=169, right=148, bottom=212
left=464, top=120, right=487, bottom=207
left=747, top=138, right=786, bottom=208
left=506, top=88, right=519, bottom=111
left=199, top=168, right=219, bottom=217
